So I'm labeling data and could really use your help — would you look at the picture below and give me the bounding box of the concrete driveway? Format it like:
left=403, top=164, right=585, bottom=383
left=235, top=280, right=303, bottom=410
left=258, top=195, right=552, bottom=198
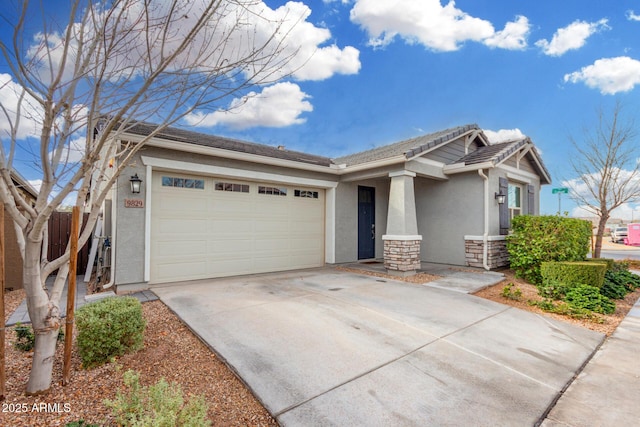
left=153, top=268, right=604, bottom=426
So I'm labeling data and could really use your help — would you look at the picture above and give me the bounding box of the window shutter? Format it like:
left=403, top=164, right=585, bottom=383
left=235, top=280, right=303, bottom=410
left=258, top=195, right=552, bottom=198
left=527, top=184, right=535, bottom=215
left=499, top=177, right=509, bottom=235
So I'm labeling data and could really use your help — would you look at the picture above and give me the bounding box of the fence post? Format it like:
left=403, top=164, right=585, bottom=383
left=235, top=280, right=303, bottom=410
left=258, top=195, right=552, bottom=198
left=0, top=206, right=5, bottom=400
left=62, top=206, right=80, bottom=385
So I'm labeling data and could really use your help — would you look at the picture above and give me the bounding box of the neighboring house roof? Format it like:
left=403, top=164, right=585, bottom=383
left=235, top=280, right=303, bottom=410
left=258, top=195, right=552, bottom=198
left=450, top=138, right=552, bottom=185
left=334, top=124, right=482, bottom=166
left=124, top=121, right=333, bottom=167
left=10, top=168, right=38, bottom=199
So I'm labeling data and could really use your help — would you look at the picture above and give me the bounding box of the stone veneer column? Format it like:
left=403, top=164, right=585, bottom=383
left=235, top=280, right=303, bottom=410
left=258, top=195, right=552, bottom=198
left=383, top=171, right=422, bottom=276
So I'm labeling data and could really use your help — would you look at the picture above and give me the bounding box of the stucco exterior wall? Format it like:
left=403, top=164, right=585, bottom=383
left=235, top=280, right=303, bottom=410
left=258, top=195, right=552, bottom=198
left=415, top=173, right=484, bottom=265
left=114, top=163, right=147, bottom=285
left=334, top=178, right=389, bottom=263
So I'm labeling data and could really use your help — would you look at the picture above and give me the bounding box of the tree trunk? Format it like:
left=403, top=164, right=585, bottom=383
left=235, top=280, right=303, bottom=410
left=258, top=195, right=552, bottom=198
left=23, top=239, right=62, bottom=395
left=593, top=214, right=609, bottom=259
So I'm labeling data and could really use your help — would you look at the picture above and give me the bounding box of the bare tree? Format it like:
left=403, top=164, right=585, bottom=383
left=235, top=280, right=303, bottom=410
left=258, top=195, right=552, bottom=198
left=566, top=101, right=640, bottom=258
left=0, top=0, right=306, bottom=394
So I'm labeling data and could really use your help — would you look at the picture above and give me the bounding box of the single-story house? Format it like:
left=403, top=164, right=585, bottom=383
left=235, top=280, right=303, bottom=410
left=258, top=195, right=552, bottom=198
left=98, top=122, right=551, bottom=292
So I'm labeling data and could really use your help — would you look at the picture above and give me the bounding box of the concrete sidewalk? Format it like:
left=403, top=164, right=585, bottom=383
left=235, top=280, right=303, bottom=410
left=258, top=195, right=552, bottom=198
left=6, top=278, right=158, bottom=326
left=542, top=295, right=640, bottom=426
left=154, top=268, right=604, bottom=426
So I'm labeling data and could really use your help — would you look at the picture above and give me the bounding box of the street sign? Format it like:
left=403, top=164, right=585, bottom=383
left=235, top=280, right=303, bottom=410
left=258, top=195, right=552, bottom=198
left=552, top=187, right=569, bottom=194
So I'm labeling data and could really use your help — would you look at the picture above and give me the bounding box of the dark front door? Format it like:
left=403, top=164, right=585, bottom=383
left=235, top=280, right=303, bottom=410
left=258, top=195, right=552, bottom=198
left=358, top=186, right=375, bottom=259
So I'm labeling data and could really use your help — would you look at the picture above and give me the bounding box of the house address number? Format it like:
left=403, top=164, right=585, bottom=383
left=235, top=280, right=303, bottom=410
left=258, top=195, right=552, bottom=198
left=124, top=199, right=144, bottom=208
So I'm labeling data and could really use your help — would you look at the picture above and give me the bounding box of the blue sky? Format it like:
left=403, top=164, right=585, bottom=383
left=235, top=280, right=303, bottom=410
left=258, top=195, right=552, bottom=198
left=2, top=0, right=640, bottom=218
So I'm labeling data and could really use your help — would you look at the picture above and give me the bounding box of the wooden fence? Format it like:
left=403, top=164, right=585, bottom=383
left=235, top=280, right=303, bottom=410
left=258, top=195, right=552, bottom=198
left=47, top=211, right=91, bottom=275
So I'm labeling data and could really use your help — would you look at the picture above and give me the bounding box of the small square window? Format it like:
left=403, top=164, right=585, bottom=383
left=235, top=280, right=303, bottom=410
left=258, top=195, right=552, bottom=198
left=162, top=177, right=174, bottom=187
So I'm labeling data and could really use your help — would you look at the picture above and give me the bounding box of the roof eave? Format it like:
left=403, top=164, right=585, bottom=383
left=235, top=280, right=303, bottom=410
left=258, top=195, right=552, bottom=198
left=443, top=161, right=495, bottom=174
left=119, top=132, right=340, bottom=174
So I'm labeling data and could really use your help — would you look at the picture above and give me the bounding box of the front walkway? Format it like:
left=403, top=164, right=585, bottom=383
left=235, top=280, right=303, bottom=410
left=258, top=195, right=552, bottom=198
left=6, top=277, right=157, bottom=326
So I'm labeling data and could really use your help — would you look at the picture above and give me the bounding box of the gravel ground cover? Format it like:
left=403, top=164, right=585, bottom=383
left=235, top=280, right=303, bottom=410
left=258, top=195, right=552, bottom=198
left=1, top=289, right=276, bottom=426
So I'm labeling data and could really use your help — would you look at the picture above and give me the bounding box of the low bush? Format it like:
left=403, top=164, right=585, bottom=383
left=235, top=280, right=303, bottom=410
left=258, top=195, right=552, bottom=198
left=536, top=279, right=570, bottom=300
left=528, top=299, right=603, bottom=322
left=13, top=322, right=35, bottom=352
left=501, top=283, right=522, bottom=301
left=564, top=284, right=615, bottom=315
left=506, top=215, right=591, bottom=285
left=540, top=261, right=606, bottom=289
left=105, top=369, right=211, bottom=427
left=76, top=297, right=146, bottom=369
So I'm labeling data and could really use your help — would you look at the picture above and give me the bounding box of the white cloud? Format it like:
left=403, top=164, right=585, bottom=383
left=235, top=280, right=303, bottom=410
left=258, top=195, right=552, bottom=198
left=25, top=1, right=360, bottom=84
left=483, top=128, right=526, bottom=143
left=571, top=203, right=640, bottom=221
left=535, top=18, right=609, bottom=56
left=0, top=74, right=43, bottom=139
left=184, top=82, right=312, bottom=130
left=564, top=56, right=640, bottom=94
left=484, top=16, right=530, bottom=50
left=627, top=10, right=640, bottom=22
left=349, top=0, right=530, bottom=51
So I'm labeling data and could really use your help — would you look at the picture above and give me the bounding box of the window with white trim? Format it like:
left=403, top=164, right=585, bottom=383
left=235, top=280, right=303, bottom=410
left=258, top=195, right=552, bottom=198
left=258, top=186, right=287, bottom=196
left=294, top=189, right=319, bottom=199
left=215, top=182, right=249, bottom=193
left=162, top=176, right=205, bottom=189
left=508, top=183, right=522, bottom=219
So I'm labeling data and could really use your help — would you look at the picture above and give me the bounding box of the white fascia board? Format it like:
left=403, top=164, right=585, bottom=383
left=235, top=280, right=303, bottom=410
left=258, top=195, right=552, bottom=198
left=124, top=133, right=340, bottom=174
left=141, top=156, right=339, bottom=189
left=443, top=161, right=494, bottom=174
left=336, top=155, right=407, bottom=175
left=499, top=164, right=539, bottom=183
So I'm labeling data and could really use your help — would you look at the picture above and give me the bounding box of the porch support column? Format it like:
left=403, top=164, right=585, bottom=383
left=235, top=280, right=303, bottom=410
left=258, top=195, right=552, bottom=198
left=382, top=171, right=422, bottom=276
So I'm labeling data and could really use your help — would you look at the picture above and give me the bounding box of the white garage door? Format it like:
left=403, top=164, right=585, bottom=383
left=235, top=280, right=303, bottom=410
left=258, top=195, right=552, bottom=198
left=150, top=172, right=325, bottom=283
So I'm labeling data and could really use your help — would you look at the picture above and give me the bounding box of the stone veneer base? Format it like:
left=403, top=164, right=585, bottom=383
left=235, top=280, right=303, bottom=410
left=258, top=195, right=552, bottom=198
left=464, top=237, right=509, bottom=269
left=383, top=239, right=421, bottom=273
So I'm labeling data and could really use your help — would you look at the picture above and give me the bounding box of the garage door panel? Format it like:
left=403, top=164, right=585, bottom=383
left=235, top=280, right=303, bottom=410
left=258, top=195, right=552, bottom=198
left=151, top=172, right=325, bottom=283
left=157, top=261, right=207, bottom=281
left=156, top=240, right=207, bottom=257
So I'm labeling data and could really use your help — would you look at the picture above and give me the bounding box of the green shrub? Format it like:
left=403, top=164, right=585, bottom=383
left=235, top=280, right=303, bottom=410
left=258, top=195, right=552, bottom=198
left=501, top=283, right=522, bottom=300
left=105, top=370, right=210, bottom=427
left=540, top=261, right=606, bottom=289
left=536, top=279, right=570, bottom=300
left=602, top=269, right=640, bottom=297
left=13, top=322, right=35, bottom=352
left=76, top=297, right=146, bottom=369
left=584, top=258, right=615, bottom=271
left=506, top=215, right=592, bottom=284
left=528, top=299, right=603, bottom=322
left=565, top=285, right=615, bottom=315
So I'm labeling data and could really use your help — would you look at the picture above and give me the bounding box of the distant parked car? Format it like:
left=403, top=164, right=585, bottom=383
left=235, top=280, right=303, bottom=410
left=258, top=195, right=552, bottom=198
left=611, top=226, right=628, bottom=243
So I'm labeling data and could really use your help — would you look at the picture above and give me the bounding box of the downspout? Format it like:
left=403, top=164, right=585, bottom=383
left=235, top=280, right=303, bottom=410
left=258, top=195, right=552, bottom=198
left=478, top=169, right=490, bottom=270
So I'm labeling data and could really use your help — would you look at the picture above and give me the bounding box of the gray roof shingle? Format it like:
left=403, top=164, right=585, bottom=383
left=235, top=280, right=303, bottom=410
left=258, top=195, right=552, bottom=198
left=124, top=122, right=333, bottom=167
left=453, top=138, right=552, bottom=184
left=334, top=124, right=481, bottom=166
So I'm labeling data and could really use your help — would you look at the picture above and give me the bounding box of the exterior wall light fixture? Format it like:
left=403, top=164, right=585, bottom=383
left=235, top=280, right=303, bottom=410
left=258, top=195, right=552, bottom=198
left=130, top=174, right=142, bottom=194
left=495, top=192, right=506, bottom=205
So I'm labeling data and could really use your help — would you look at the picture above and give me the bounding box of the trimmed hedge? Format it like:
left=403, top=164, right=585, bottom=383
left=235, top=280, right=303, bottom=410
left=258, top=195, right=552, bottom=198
left=506, top=215, right=592, bottom=285
left=540, top=261, right=607, bottom=289
left=584, top=258, right=615, bottom=271
left=76, top=296, right=146, bottom=368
